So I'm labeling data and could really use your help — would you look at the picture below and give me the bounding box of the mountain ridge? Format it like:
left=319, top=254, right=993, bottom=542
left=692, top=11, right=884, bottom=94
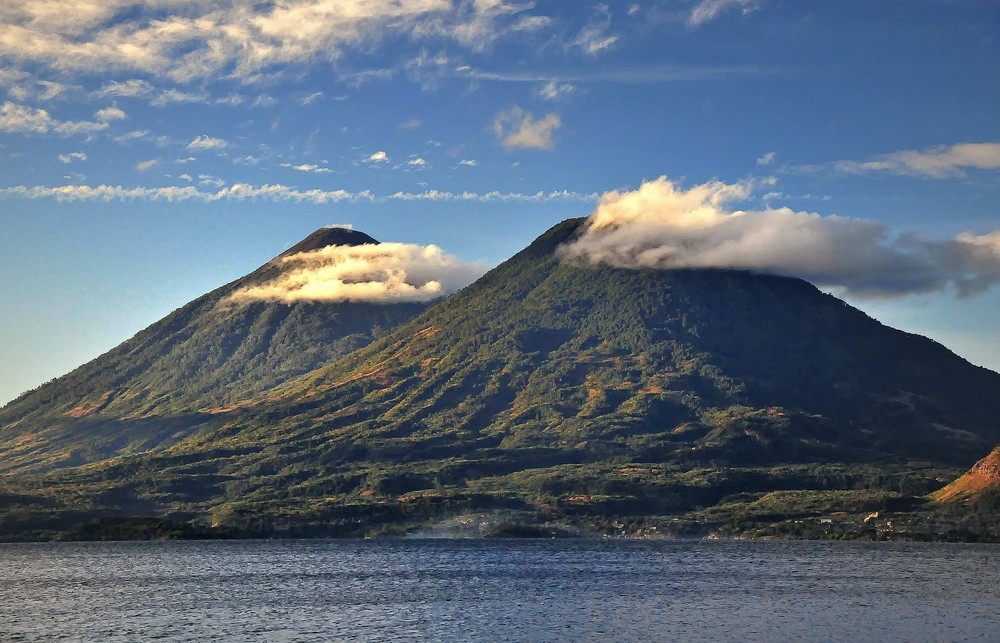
left=1, top=218, right=998, bottom=540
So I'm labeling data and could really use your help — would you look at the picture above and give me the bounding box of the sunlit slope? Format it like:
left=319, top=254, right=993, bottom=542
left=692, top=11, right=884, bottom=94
left=934, top=446, right=1000, bottom=503
left=0, top=228, right=427, bottom=473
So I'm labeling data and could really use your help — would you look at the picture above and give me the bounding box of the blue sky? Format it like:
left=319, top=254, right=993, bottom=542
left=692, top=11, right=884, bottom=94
left=1, top=0, right=999, bottom=405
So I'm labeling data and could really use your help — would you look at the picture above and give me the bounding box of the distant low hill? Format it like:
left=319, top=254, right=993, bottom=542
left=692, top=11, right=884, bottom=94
left=1, top=218, right=999, bottom=541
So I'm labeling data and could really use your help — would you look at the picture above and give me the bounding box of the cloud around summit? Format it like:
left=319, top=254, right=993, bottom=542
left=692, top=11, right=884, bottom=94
left=559, top=176, right=1000, bottom=299
left=229, top=241, right=485, bottom=304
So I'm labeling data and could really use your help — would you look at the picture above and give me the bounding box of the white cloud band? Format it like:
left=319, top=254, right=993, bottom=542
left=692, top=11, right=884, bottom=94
left=559, top=176, right=1000, bottom=298
left=0, top=183, right=598, bottom=205
left=230, top=241, right=485, bottom=304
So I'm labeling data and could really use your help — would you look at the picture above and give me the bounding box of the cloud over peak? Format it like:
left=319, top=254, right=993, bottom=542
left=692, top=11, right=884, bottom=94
left=559, top=176, right=1000, bottom=299
left=229, top=241, right=485, bottom=304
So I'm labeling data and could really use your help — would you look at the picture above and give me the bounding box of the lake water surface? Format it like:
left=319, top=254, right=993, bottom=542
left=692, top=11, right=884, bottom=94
left=0, top=539, right=996, bottom=641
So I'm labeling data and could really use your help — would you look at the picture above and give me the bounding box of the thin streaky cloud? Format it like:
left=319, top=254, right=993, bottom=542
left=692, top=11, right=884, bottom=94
left=280, top=163, right=333, bottom=174
left=0, top=183, right=599, bottom=205
left=457, top=63, right=768, bottom=85
left=688, top=0, right=760, bottom=27
left=825, top=142, right=1000, bottom=179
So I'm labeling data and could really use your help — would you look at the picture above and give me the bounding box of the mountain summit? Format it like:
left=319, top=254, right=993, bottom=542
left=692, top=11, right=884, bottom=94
left=280, top=226, right=378, bottom=257
left=2, top=218, right=999, bottom=539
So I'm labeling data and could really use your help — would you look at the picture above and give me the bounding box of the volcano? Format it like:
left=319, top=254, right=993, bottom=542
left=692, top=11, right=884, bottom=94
left=2, top=218, right=999, bottom=539
left=0, top=227, right=428, bottom=473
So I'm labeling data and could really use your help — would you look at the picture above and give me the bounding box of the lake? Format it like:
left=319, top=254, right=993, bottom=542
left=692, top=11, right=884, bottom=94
left=0, top=539, right=996, bottom=641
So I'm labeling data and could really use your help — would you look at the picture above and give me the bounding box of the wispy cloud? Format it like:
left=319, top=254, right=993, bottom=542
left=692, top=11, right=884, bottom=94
left=58, top=151, right=87, bottom=164
left=493, top=106, right=561, bottom=150
left=538, top=81, right=575, bottom=101
left=136, top=159, right=159, bottom=171
left=458, top=159, right=477, bottom=167
left=824, top=142, right=1000, bottom=179
left=94, top=79, right=154, bottom=98
left=7, top=79, right=73, bottom=102
left=0, top=1, right=550, bottom=82
left=0, top=102, right=124, bottom=136
left=0, top=183, right=599, bottom=205
left=233, top=155, right=264, bottom=165
left=365, top=150, right=390, bottom=163
left=756, top=151, right=776, bottom=166
left=571, top=4, right=618, bottom=55
left=456, top=63, right=765, bottom=85
left=114, top=129, right=150, bottom=143
left=187, top=135, right=228, bottom=151
left=94, top=106, right=125, bottom=122
left=198, top=174, right=225, bottom=188
left=688, top=0, right=761, bottom=27
left=151, top=88, right=211, bottom=106
left=94, top=79, right=255, bottom=107
left=298, top=91, right=324, bottom=106
left=280, top=162, right=333, bottom=174
left=559, top=176, right=1000, bottom=299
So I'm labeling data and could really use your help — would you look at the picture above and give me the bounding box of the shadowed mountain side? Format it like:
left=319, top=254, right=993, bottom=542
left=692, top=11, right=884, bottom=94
left=0, top=229, right=427, bottom=473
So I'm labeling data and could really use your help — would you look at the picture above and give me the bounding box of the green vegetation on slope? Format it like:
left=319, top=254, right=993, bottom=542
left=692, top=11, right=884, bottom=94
left=2, top=218, right=999, bottom=540
left=0, top=228, right=426, bottom=473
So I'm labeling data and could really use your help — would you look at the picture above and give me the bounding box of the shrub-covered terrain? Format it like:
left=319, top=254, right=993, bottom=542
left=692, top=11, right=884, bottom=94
left=2, top=219, right=999, bottom=541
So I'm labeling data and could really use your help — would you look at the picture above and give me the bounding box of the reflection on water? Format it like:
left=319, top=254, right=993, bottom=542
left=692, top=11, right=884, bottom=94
left=0, top=539, right=996, bottom=641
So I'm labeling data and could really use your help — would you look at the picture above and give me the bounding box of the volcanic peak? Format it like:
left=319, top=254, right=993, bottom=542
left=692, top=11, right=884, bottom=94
left=280, top=227, right=379, bottom=257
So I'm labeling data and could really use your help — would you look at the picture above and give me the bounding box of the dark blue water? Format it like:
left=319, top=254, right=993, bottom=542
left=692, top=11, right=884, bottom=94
left=0, top=539, right=996, bottom=641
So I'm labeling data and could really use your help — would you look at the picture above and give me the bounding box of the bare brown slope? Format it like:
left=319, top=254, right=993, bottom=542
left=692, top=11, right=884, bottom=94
left=933, top=446, right=1000, bottom=502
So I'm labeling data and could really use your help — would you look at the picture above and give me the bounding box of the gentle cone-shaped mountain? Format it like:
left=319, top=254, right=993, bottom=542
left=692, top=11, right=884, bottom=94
left=0, top=227, right=427, bottom=473
left=2, top=217, right=999, bottom=539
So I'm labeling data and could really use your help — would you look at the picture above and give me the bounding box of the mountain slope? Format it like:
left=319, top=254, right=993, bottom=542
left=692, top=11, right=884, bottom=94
left=228, top=216, right=1000, bottom=468
left=0, top=227, right=427, bottom=473
left=2, top=217, right=999, bottom=539
left=933, top=446, right=1000, bottom=503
